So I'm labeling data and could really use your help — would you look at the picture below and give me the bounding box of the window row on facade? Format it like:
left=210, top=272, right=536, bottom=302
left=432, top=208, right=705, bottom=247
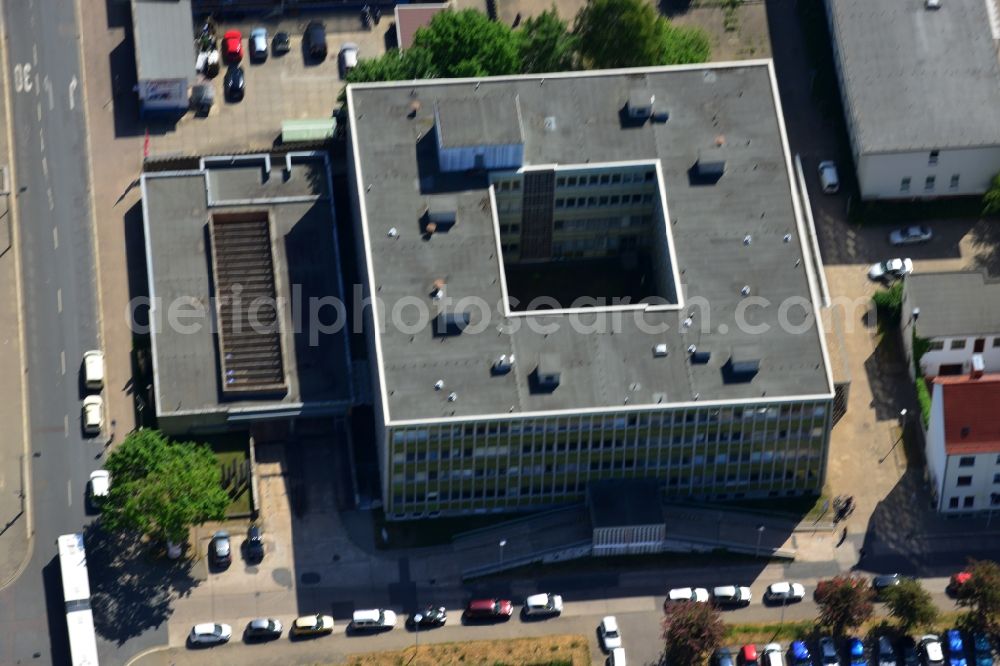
left=899, top=174, right=960, bottom=193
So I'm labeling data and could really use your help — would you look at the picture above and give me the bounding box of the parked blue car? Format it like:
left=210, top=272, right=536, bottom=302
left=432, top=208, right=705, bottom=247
left=790, top=640, right=812, bottom=666
left=948, top=630, right=968, bottom=666
left=848, top=637, right=868, bottom=665
left=973, top=633, right=994, bottom=666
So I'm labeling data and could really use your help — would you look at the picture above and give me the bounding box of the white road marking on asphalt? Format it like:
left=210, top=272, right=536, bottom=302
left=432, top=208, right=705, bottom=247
left=69, top=76, right=77, bottom=110
left=47, top=187, right=53, bottom=210
left=60, top=349, right=65, bottom=374
left=57, top=288, right=62, bottom=314
left=32, top=44, right=37, bottom=66
left=39, top=127, right=44, bottom=152
left=34, top=73, right=39, bottom=97
left=67, top=479, right=72, bottom=506
left=64, top=414, right=68, bottom=438
left=41, top=156, right=47, bottom=178
left=36, top=102, right=41, bottom=121
left=52, top=226, right=58, bottom=249
left=43, top=75, right=53, bottom=110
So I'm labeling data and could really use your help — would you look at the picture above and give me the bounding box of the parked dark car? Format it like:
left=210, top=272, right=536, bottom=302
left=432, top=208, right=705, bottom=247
left=410, top=605, right=447, bottom=628
left=224, top=66, right=245, bottom=102
left=244, top=618, right=281, bottom=640
left=712, top=647, right=735, bottom=666
left=899, top=636, right=920, bottom=666
left=244, top=525, right=264, bottom=563
left=464, top=598, right=512, bottom=621
left=873, top=574, right=902, bottom=597
left=210, top=530, right=231, bottom=568
left=272, top=31, right=290, bottom=55
left=973, top=633, right=994, bottom=666
left=304, top=21, right=327, bottom=60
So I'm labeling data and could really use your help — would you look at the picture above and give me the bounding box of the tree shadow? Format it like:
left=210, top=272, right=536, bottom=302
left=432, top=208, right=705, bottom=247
left=659, top=0, right=694, bottom=18
left=84, top=521, right=199, bottom=646
left=966, top=219, right=1000, bottom=277
left=862, top=329, right=913, bottom=423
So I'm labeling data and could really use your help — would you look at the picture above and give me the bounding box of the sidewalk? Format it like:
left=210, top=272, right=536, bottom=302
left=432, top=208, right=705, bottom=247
left=0, top=2, right=31, bottom=588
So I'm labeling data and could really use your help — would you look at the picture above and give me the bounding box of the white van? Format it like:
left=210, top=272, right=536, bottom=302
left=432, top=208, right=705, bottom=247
left=83, top=350, right=105, bottom=390
left=339, top=43, right=359, bottom=76
left=351, top=609, right=396, bottom=631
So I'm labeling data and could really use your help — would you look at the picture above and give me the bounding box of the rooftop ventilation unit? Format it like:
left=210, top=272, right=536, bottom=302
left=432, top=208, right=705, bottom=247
left=653, top=344, right=668, bottom=357
left=492, top=354, right=515, bottom=375
left=926, top=0, right=941, bottom=9
left=972, top=353, right=985, bottom=379
left=626, top=90, right=655, bottom=121
left=422, top=197, right=458, bottom=234
left=531, top=353, right=562, bottom=392
left=722, top=345, right=761, bottom=383
left=690, top=350, right=711, bottom=365
left=434, top=309, right=471, bottom=336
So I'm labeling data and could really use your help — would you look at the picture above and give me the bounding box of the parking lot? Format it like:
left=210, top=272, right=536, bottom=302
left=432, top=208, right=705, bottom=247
left=145, top=15, right=391, bottom=157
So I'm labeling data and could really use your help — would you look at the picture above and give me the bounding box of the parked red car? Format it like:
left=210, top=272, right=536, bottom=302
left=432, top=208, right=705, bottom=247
left=738, top=644, right=759, bottom=665
left=948, top=571, right=972, bottom=596
left=464, top=598, right=513, bottom=620
left=222, top=30, right=243, bottom=63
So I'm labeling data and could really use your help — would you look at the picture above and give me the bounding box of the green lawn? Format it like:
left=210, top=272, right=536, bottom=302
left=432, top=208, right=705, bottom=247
left=206, top=432, right=252, bottom=517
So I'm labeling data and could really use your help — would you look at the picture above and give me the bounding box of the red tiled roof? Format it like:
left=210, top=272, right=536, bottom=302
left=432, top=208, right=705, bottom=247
left=396, top=4, right=450, bottom=50
left=936, top=373, right=1000, bottom=455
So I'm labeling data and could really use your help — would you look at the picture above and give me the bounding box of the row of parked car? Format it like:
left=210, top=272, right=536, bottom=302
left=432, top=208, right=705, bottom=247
left=188, top=593, right=565, bottom=647
left=712, top=631, right=994, bottom=666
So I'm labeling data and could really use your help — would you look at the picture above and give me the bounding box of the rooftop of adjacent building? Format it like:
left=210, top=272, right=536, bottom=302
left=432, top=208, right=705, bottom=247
left=906, top=270, right=1000, bottom=338
left=131, top=0, right=195, bottom=82
left=141, top=154, right=353, bottom=420
left=347, top=62, right=833, bottom=423
left=934, top=372, right=1000, bottom=455
left=826, top=0, right=1000, bottom=154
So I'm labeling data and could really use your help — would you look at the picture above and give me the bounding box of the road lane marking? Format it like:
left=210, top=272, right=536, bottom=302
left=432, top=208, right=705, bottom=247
left=32, top=44, right=37, bottom=66
left=60, top=349, right=65, bottom=374
left=34, top=73, right=39, bottom=96
left=47, top=187, right=53, bottom=210
left=43, top=75, right=53, bottom=110
left=56, top=288, right=62, bottom=313
left=39, top=127, right=44, bottom=152
left=67, top=480, right=72, bottom=506
left=52, top=226, right=58, bottom=249
left=68, top=76, right=77, bottom=110
left=41, top=156, right=47, bottom=178
left=64, top=414, right=68, bottom=438
left=36, top=102, right=41, bottom=121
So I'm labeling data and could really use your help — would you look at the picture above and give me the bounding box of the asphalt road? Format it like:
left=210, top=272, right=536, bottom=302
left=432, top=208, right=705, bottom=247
left=0, top=0, right=107, bottom=663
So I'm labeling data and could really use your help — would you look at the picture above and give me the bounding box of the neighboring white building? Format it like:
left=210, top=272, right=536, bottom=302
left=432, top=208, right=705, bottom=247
left=824, top=0, right=1000, bottom=200
left=902, top=271, right=1000, bottom=377
left=926, top=373, right=1000, bottom=514
left=132, top=0, right=195, bottom=115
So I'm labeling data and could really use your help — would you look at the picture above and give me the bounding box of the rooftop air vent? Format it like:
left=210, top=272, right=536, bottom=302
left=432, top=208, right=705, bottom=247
left=447, top=392, right=458, bottom=402
left=691, top=147, right=727, bottom=184
left=926, top=0, right=941, bottom=9
left=626, top=89, right=655, bottom=121
left=434, top=379, right=445, bottom=390
left=387, top=227, right=398, bottom=238
left=492, top=354, right=515, bottom=375
left=531, top=353, right=561, bottom=392
left=722, top=345, right=761, bottom=383
left=691, top=351, right=711, bottom=365
left=434, top=309, right=471, bottom=336
left=653, top=344, right=668, bottom=357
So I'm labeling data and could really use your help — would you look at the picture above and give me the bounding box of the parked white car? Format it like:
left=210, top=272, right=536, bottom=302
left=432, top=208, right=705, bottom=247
left=764, top=581, right=806, bottom=603
left=524, top=592, right=563, bottom=616
left=667, top=587, right=709, bottom=603
left=249, top=27, right=268, bottom=61
left=599, top=615, right=622, bottom=650
left=607, top=647, right=627, bottom=666
left=339, top=42, right=359, bottom=76
left=89, top=470, right=110, bottom=500
left=350, top=608, right=397, bottom=630
left=83, top=350, right=104, bottom=390
left=888, top=225, right=933, bottom=246
left=868, top=257, right=913, bottom=282
left=712, top=585, right=752, bottom=606
left=82, top=395, right=103, bottom=435
left=188, top=622, right=232, bottom=645
left=762, top=642, right=785, bottom=666
left=818, top=160, right=840, bottom=193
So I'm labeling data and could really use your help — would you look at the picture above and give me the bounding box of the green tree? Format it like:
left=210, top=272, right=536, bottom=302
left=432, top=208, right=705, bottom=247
left=814, top=575, right=874, bottom=635
left=883, top=578, right=938, bottom=633
left=957, top=560, right=1000, bottom=630
left=574, top=0, right=710, bottom=69
left=101, top=429, right=229, bottom=545
left=412, top=9, right=521, bottom=77
left=517, top=8, right=577, bottom=74
left=660, top=598, right=724, bottom=665
left=346, top=47, right=436, bottom=84
left=984, top=172, right=1000, bottom=216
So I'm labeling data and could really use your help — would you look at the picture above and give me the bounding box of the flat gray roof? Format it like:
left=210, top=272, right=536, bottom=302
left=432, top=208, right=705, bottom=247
left=907, top=271, right=1000, bottom=338
left=435, top=95, right=523, bottom=147
left=141, top=156, right=352, bottom=421
left=348, top=63, right=833, bottom=423
left=589, top=479, right=664, bottom=528
left=132, top=0, right=195, bottom=82
left=827, top=0, right=1000, bottom=154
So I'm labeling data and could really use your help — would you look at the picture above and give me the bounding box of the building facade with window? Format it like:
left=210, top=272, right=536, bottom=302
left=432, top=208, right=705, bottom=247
left=823, top=0, right=1000, bottom=200
left=926, top=374, right=1000, bottom=514
left=902, top=271, right=1000, bottom=377
left=346, top=63, right=835, bottom=520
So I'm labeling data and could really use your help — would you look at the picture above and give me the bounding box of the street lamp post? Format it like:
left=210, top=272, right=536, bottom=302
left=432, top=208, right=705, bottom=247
left=498, top=539, right=507, bottom=567
left=755, top=524, right=765, bottom=558
left=412, top=613, right=422, bottom=656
